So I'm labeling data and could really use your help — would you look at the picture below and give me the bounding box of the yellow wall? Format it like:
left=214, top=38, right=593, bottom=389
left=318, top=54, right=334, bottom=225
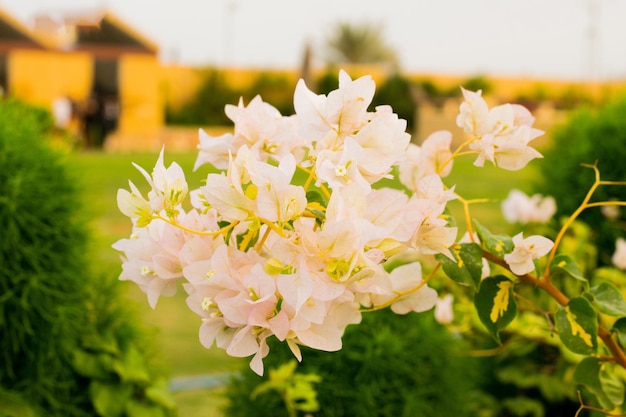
left=8, top=48, right=163, bottom=134
left=118, top=54, right=162, bottom=133
left=159, top=64, right=204, bottom=112
left=10, top=50, right=92, bottom=106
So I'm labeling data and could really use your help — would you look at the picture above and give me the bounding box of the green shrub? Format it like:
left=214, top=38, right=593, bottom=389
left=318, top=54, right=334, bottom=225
left=534, top=95, right=626, bottom=267
left=372, top=73, right=416, bottom=134
left=462, top=75, right=493, bottom=96
left=246, top=72, right=295, bottom=116
left=223, top=309, right=482, bottom=417
left=315, top=68, right=341, bottom=95
left=166, top=68, right=241, bottom=126
left=0, top=98, right=174, bottom=417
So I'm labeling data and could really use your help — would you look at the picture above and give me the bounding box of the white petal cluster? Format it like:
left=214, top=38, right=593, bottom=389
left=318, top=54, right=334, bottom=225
left=113, top=70, right=546, bottom=376
left=456, top=88, right=544, bottom=171
left=504, top=233, right=554, bottom=276
left=501, top=189, right=557, bottom=224
left=612, top=238, right=626, bottom=270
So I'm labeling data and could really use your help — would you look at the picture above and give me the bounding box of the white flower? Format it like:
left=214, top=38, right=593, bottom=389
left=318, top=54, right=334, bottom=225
left=612, top=238, right=626, bottom=270
left=434, top=294, right=454, bottom=324
left=504, top=233, right=554, bottom=276
left=457, top=88, right=544, bottom=171
left=388, top=263, right=438, bottom=315
left=501, top=189, right=556, bottom=224
left=398, top=131, right=453, bottom=192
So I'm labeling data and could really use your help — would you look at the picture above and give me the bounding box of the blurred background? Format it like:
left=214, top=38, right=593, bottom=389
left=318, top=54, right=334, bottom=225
left=1, top=0, right=625, bottom=151
left=2, top=1, right=626, bottom=417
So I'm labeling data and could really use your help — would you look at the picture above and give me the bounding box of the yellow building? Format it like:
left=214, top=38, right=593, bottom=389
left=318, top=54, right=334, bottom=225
left=0, top=7, right=162, bottom=148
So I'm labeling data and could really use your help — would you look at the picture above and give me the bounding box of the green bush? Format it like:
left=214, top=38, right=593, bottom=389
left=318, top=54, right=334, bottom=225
left=372, top=73, right=416, bottom=134
left=0, top=98, right=174, bottom=417
left=222, top=309, right=482, bottom=417
left=534, top=95, right=626, bottom=267
left=246, top=72, right=295, bottom=116
left=166, top=68, right=242, bottom=126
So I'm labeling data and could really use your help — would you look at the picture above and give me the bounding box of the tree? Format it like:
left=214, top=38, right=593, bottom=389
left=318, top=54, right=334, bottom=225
left=324, top=21, right=398, bottom=67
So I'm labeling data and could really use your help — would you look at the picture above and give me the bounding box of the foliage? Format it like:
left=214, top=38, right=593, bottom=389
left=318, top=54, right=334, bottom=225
left=0, top=98, right=174, bottom=417
left=462, top=75, right=493, bottom=96
left=552, top=86, right=594, bottom=110
left=223, top=310, right=482, bottom=417
left=314, top=69, right=342, bottom=96
left=250, top=360, right=321, bottom=417
left=372, top=73, right=417, bottom=133
left=323, top=21, right=397, bottom=66
left=534, top=95, right=626, bottom=267
left=117, top=70, right=626, bottom=417
left=246, top=73, right=296, bottom=116
left=166, top=70, right=297, bottom=126
left=166, top=69, right=241, bottom=126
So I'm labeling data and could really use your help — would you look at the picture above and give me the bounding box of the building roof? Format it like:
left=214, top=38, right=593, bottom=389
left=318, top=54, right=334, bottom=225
left=0, top=6, right=158, bottom=56
left=0, top=7, right=44, bottom=51
left=68, top=11, right=158, bottom=56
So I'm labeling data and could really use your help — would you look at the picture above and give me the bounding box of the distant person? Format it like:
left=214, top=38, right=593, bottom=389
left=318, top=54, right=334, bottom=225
left=52, top=96, right=73, bottom=129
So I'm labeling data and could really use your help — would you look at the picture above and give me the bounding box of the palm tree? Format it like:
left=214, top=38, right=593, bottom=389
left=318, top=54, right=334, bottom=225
left=324, top=21, right=398, bottom=67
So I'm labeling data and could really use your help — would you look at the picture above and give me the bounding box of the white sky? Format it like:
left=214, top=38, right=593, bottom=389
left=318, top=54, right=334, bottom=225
left=3, top=0, right=626, bottom=81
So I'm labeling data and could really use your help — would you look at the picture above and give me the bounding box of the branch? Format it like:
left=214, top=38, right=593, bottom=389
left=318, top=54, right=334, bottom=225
left=482, top=250, right=626, bottom=369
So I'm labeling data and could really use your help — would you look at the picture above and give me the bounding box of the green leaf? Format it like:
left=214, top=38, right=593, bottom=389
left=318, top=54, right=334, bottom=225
left=305, top=190, right=327, bottom=206
left=126, top=401, right=166, bottom=417
left=613, top=318, right=626, bottom=347
left=574, top=357, right=625, bottom=410
left=474, top=275, right=517, bottom=343
left=501, top=397, right=544, bottom=417
left=145, top=379, right=177, bottom=410
left=112, top=345, right=151, bottom=384
left=599, top=367, right=625, bottom=408
left=71, top=349, right=113, bottom=379
left=550, top=254, right=588, bottom=289
left=0, top=389, right=39, bottom=417
left=90, top=382, right=132, bottom=417
left=435, top=243, right=483, bottom=290
left=81, top=331, right=120, bottom=355
left=590, top=281, right=626, bottom=316
left=555, top=297, right=597, bottom=355
left=472, top=219, right=513, bottom=257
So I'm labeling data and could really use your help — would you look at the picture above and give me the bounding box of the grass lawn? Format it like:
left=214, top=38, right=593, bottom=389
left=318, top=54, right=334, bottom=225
left=66, top=148, right=543, bottom=416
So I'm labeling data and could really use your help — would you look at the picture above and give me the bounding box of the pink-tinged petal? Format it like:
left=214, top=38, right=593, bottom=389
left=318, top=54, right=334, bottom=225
left=146, top=278, right=177, bottom=309
left=287, top=338, right=303, bottom=362
left=219, top=295, right=251, bottom=326
left=268, top=309, right=291, bottom=341
left=152, top=254, right=182, bottom=280
left=295, top=320, right=343, bottom=352
left=199, top=319, right=225, bottom=349
left=248, top=338, right=270, bottom=376
left=277, top=272, right=313, bottom=313
left=226, top=326, right=259, bottom=358
left=294, top=297, right=327, bottom=325
left=248, top=302, right=277, bottom=328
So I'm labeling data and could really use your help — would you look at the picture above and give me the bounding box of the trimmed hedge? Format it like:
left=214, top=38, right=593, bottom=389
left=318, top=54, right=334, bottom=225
left=223, top=309, right=482, bottom=417
left=0, top=98, right=174, bottom=417
left=534, top=95, right=626, bottom=267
